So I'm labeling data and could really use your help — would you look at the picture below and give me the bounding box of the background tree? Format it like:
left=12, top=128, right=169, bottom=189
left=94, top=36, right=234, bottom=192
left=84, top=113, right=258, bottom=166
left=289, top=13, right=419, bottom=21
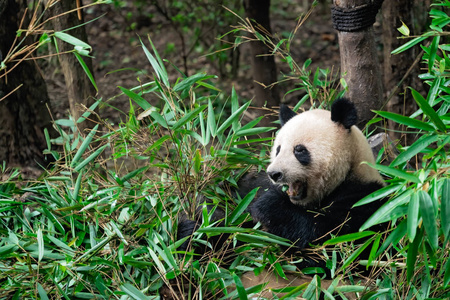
left=332, top=0, right=384, bottom=128
left=243, top=0, right=280, bottom=127
left=0, top=0, right=53, bottom=167
left=50, top=0, right=96, bottom=135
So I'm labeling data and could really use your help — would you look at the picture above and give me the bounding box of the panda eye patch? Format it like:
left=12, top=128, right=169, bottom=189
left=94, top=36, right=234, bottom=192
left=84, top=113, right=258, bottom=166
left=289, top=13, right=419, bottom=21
left=276, top=145, right=281, bottom=156
left=293, top=144, right=310, bottom=166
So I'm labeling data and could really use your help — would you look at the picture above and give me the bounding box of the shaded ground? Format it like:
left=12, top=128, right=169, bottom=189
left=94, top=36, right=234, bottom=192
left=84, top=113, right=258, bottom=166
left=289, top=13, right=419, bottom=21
left=43, top=2, right=343, bottom=123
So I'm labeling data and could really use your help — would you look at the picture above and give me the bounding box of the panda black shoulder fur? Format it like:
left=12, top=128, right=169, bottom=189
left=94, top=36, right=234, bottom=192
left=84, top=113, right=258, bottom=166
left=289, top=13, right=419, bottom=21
left=249, top=98, right=385, bottom=250
left=178, top=98, right=386, bottom=258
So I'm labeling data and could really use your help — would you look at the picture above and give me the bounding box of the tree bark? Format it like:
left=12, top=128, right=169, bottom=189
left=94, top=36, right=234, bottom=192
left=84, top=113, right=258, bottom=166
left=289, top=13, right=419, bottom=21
left=0, top=0, right=53, bottom=167
left=243, top=0, right=280, bottom=127
left=382, top=0, right=427, bottom=141
left=333, top=0, right=384, bottom=129
left=50, top=0, right=96, bottom=136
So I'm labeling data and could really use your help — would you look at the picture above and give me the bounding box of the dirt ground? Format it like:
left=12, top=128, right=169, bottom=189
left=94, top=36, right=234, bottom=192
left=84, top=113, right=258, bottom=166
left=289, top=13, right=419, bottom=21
left=42, top=1, right=345, bottom=123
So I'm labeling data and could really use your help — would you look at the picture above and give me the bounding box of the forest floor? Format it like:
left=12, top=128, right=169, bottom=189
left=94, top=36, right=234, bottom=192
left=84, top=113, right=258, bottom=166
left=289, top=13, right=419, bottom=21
left=42, top=2, right=354, bottom=123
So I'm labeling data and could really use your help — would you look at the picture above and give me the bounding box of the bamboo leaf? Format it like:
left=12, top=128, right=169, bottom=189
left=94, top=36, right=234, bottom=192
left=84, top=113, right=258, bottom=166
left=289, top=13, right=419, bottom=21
left=71, top=124, right=99, bottom=168
left=407, top=192, right=420, bottom=242
left=354, top=184, right=402, bottom=207
left=232, top=273, right=248, bottom=300
left=217, top=101, right=251, bottom=135
left=172, top=104, right=207, bottom=130
left=54, top=32, right=91, bottom=51
left=365, top=163, right=420, bottom=183
left=119, top=86, right=151, bottom=110
left=428, top=35, right=440, bottom=73
left=419, top=190, right=438, bottom=250
left=391, top=35, right=428, bottom=55
left=120, top=283, right=150, bottom=300
left=375, top=110, right=435, bottom=131
left=37, top=227, right=44, bottom=262
left=441, top=179, right=450, bottom=242
left=391, top=134, right=440, bottom=167
left=74, top=144, right=108, bottom=172
left=207, top=100, right=217, bottom=137
left=323, top=231, right=375, bottom=246
left=228, top=187, right=258, bottom=225
left=37, top=283, right=50, bottom=300
left=410, top=88, right=447, bottom=132
left=74, top=52, right=97, bottom=91
left=407, top=229, right=422, bottom=282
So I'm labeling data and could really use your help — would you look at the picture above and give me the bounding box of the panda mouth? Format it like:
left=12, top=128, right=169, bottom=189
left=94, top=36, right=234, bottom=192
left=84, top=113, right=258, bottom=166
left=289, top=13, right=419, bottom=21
left=286, top=181, right=307, bottom=202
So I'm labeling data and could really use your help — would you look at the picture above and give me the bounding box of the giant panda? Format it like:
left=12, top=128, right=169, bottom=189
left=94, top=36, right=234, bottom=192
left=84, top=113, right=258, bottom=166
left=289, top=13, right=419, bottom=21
left=177, top=98, right=386, bottom=265
left=248, top=98, right=386, bottom=251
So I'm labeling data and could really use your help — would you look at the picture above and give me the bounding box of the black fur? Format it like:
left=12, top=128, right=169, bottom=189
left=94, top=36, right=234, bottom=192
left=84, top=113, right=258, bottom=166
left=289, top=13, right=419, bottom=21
left=331, top=98, right=357, bottom=130
left=249, top=179, right=385, bottom=250
left=293, top=144, right=311, bottom=166
left=279, top=104, right=297, bottom=126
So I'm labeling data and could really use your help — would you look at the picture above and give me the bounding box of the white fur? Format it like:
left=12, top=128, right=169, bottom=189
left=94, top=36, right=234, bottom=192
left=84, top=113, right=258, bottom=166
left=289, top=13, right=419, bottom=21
left=267, top=109, right=383, bottom=207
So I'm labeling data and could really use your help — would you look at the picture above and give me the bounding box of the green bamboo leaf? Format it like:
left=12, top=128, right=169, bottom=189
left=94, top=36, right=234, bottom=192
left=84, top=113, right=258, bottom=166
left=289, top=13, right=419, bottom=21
left=391, top=134, right=440, bottom=167
left=235, top=233, right=291, bottom=247
left=37, top=227, right=44, bottom=262
left=323, top=231, right=375, bottom=246
left=391, top=35, right=428, bottom=55
left=377, top=219, right=407, bottom=256
left=444, top=255, right=450, bottom=286
left=72, top=170, right=83, bottom=202
left=407, top=228, right=422, bottom=282
left=361, top=190, right=413, bottom=231
left=228, top=188, right=258, bottom=225
left=42, top=208, right=65, bottom=235
left=147, top=36, right=169, bottom=87
left=442, top=179, right=450, bottom=242
left=354, top=184, right=402, bottom=207
left=232, top=273, right=248, bottom=300
left=217, top=101, right=251, bottom=135
left=74, top=52, right=97, bottom=91
left=419, top=190, right=438, bottom=250
left=374, top=110, right=435, bottom=131
left=428, top=35, right=440, bottom=73
left=71, top=124, right=99, bottom=168
left=119, top=86, right=151, bottom=110
left=37, top=283, right=50, bottom=300
left=410, top=88, right=447, bottom=132
left=54, top=32, right=91, bottom=51
left=407, top=192, right=420, bottom=242
left=140, top=37, right=169, bottom=88
left=110, top=221, right=128, bottom=245
left=207, top=100, right=217, bottom=137
left=74, top=144, right=108, bottom=172
left=172, top=104, right=207, bottom=130
left=342, top=237, right=373, bottom=269
left=120, top=283, right=150, bottom=300
left=77, top=98, right=102, bottom=123
left=173, top=73, right=216, bottom=92
left=231, top=87, right=240, bottom=132
left=148, top=247, right=166, bottom=275
left=365, top=162, right=420, bottom=183
left=120, top=166, right=149, bottom=183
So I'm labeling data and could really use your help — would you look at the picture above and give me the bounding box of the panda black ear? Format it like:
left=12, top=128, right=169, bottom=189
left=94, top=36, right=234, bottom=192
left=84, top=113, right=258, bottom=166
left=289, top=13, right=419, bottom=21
left=331, top=98, right=357, bottom=130
left=279, top=104, right=297, bottom=127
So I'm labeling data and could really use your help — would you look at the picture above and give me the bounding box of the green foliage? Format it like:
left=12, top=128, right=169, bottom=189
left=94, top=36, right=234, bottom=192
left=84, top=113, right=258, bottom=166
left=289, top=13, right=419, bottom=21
left=0, top=36, right=276, bottom=298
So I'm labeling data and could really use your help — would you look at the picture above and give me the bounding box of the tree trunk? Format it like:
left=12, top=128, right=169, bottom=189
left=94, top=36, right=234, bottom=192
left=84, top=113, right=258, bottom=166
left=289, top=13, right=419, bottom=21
left=243, top=0, right=280, bottom=127
left=50, top=0, right=96, bottom=136
left=382, top=0, right=427, bottom=141
left=0, top=0, right=53, bottom=168
left=333, top=0, right=384, bottom=129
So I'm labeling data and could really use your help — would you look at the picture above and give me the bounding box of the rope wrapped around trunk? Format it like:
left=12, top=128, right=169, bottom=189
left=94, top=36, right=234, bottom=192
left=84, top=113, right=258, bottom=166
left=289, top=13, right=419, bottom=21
left=331, top=0, right=384, bottom=32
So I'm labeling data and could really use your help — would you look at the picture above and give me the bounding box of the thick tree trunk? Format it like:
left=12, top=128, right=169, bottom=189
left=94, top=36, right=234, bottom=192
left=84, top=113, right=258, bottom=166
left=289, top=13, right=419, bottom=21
left=0, top=0, right=53, bottom=167
left=333, top=0, right=384, bottom=129
left=243, top=0, right=280, bottom=127
left=51, top=0, right=96, bottom=135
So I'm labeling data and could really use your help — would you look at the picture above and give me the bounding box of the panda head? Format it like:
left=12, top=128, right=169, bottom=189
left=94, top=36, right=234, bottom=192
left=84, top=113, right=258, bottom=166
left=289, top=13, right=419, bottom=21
left=267, top=98, right=383, bottom=209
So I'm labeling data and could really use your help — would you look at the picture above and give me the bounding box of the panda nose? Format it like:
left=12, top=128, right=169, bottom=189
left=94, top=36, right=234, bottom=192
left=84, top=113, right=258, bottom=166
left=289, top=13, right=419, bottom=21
left=268, top=171, right=283, bottom=182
